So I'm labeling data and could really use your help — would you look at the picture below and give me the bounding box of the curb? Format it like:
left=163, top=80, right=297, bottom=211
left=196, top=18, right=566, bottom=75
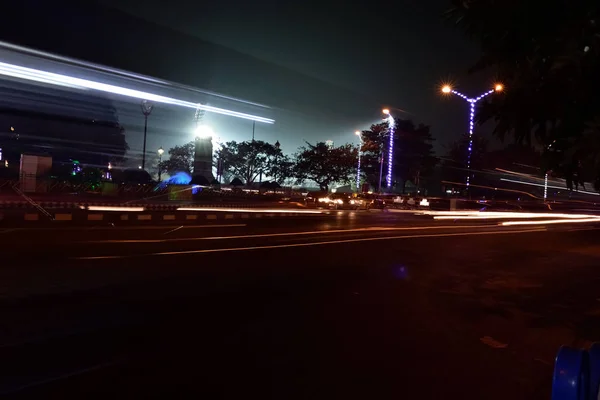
left=0, top=209, right=324, bottom=225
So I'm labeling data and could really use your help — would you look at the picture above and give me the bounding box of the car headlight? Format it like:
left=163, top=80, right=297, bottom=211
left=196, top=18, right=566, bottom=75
left=335, top=199, right=343, bottom=204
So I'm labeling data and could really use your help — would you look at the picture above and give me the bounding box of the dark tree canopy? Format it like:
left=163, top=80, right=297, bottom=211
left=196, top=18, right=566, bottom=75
left=217, top=140, right=283, bottom=185
left=447, top=0, right=600, bottom=189
left=442, top=133, right=489, bottom=184
left=159, top=141, right=195, bottom=176
left=392, top=120, right=438, bottom=192
left=293, top=141, right=357, bottom=191
left=359, top=120, right=438, bottom=192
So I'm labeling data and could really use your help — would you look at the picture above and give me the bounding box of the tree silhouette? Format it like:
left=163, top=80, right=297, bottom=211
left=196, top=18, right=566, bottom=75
left=293, top=141, right=357, bottom=191
left=447, top=0, right=600, bottom=189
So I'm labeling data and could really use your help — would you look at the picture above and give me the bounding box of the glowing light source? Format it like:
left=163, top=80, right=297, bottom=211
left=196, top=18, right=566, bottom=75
left=195, top=125, right=214, bottom=139
left=382, top=108, right=390, bottom=115
left=501, top=218, right=600, bottom=226
left=500, top=178, right=600, bottom=196
left=442, top=84, right=500, bottom=186
left=544, top=173, right=548, bottom=200
left=355, top=130, right=362, bottom=191
left=433, top=212, right=600, bottom=220
left=177, top=207, right=322, bottom=214
left=385, top=111, right=395, bottom=188
left=83, top=206, right=145, bottom=212
left=0, top=61, right=275, bottom=124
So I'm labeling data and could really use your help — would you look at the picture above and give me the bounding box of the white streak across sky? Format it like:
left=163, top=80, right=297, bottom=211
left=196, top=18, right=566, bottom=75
left=0, top=61, right=275, bottom=124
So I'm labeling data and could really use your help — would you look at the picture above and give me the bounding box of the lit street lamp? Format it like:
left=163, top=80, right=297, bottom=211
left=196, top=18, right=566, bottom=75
left=382, top=109, right=395, bottom=191
left=157, top=146, right=164, bottom=182
left=355, top=130, right=362, bottom=191
left=441, top=83, right=503, bottom=187
left=140, top=100, right=154, bottom=171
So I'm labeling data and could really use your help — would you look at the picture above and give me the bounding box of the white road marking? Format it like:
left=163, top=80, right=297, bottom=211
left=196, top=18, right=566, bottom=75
left=163, top=226, right=183, bottom=235
left=75, top=228, right=545, bottom=260
left=86, top=224, right=507, bottom=244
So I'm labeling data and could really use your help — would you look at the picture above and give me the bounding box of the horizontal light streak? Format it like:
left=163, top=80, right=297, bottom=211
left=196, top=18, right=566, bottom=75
left=501, top=218, right=600, bottom=226
left=500, top=178, right=600, bottom=196
left=83, top=206, right=145, bottom=212
left=75, top=228, right=546, bottom=260
left=433, top=212, right=600, bottom=220
left=0, top=40, right=271, bottom=109
left=177, top=207, right=322, bottom=214
left=0, top=61, right=274, bottom=124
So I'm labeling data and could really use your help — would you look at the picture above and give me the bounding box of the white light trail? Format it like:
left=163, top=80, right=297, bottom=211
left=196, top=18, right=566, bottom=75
left=0, top=41, right=271, bottom=109
left=83, top=206, right=145, bottom=212
left=433, top=212, right=600, bottom=220
left=0, top=61, right=275, bottom=124
left=74, top=228, right=546, bottom=260
left=501, top=218, right=600, bottom=226
left=177, top=207, right=322, bottom=214
left=500, top=178, right=600, bottom=196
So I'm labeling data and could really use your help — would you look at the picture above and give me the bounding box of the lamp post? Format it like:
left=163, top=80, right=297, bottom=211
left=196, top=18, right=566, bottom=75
left=157, top=146, right=164, bottom=182
left=140, top=100, right=154, bottom=170
left=382, top=109, right=395, bottom=190
left=355, top=130, right=362, bottom=192
left=441, top=83, right=503, bottom=187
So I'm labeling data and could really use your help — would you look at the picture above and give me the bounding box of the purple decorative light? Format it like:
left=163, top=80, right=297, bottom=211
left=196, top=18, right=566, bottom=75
left=355, top=131, right=363, bottom=191
left=356, top=148, right=361, bottom=190
left=450, top=89, right=494, bottom=186
left=386, top=115, right=395, bottom=188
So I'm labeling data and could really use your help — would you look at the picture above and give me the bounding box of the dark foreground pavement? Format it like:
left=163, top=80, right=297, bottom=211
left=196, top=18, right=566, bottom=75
left=2, top=213, right=600, bottom=399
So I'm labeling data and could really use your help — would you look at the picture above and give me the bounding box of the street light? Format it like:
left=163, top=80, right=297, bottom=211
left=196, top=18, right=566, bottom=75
left=157, top=146, right=164, bottom=182
left=382, top=108, right=395, bottom=191
left=440, top=83, right=504, bottom=187
left=355, top=130, right=362, bottom=191
left=140, top=100, right=154, bottom=171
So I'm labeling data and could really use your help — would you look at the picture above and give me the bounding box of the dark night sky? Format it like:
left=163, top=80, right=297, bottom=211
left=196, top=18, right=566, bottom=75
left=0, top=0, right=499, bottom=160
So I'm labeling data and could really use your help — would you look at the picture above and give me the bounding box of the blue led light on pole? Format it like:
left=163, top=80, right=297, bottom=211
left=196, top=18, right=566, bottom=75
left=442, top=83, right=503, bottom=186
left=382, top=109, right=395, bottom=189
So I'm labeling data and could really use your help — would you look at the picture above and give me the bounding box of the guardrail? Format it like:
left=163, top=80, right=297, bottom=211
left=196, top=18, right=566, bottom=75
left=552, top=344, right=600, bottom=399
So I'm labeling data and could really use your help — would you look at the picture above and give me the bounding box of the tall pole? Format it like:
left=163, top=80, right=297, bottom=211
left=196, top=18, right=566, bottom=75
left=355, top=131, right=362, bottom=192
left=441, top=84, right=503, bottom=187
left=383, top=110, right=395, bottom=189
left=356, top=149, right=361, bottom=191
left=378, top=151, right=384, bottom=193
left=252, top=121, right=255, bottom=141
left=142, top=115, right=148, bottom=170
left=140, top=100, right=154, bottom=171
left=157, top=146, right=164, bottom=182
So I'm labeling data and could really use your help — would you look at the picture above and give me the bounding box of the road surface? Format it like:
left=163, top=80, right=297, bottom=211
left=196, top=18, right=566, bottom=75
left=2, top=211, right=600, bottom=399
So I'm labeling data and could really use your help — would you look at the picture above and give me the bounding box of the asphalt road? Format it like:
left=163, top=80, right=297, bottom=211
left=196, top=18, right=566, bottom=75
left=2, top=212, right=600, bottom=399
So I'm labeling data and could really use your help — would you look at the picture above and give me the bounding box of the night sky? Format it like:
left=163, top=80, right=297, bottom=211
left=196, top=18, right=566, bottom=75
left=0, top=0, right=500, bottom=163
